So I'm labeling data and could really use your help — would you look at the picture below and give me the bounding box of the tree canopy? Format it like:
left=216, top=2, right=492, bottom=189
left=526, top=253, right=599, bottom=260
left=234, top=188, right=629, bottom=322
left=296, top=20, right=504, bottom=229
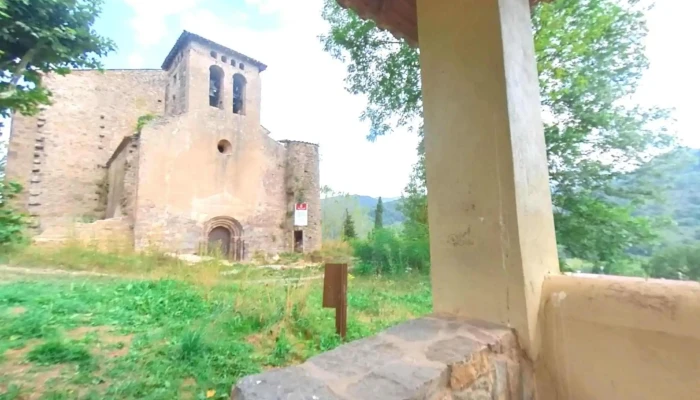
left=321, top=0, right=675, bottom=273
left=0, top=0, right=115, bottom=124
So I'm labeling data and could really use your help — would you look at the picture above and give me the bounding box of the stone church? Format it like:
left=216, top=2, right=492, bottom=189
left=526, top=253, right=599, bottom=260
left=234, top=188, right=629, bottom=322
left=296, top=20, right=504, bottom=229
left=6, top=31, right=321, bottom=260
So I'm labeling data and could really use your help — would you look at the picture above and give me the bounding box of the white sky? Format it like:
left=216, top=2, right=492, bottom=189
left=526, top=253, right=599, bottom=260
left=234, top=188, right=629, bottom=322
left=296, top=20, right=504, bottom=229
left=2, top=0, right=697, bottom=198
left=636, top=0, right=699, bottom=149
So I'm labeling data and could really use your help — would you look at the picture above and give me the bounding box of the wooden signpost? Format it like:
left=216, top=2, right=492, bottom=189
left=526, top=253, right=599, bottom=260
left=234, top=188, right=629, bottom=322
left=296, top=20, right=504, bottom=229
left=322, top=263, right=348, bottom=339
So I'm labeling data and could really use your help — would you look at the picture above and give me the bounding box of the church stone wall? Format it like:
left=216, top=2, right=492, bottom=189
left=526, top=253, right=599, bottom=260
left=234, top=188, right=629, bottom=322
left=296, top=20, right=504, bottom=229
left=122, top=138, right=140, bottom=224
left=105, top=140, right=128, bottom=219
left=165, top=45, right=190, bottom=116
left=6, top=70, right=167, bottom=231
left=105, top=136, right=140, bottom=224
left=283, top=141, right=322, bottom=253
left=6, top=33, right=322, bottom=258
left=133, top=111, right=289, bottom=257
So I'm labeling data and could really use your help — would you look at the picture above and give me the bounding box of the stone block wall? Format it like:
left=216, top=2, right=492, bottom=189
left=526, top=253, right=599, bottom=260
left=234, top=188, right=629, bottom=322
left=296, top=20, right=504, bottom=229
left=105, top=138, right=128, bottom=219
left=122, top=138, right=140, bottom=224
left=133, top=204, right=202, bottom=253
left=6, top=69, right=167, bottom=232
left=105, top=136, right=140, bottom=224
left=165, top=46, right=189, bottom=116
left=4, top=114, right=39, bottom=213
left=231, top=316, right=533, bottom=400
left=33, top=217, right=133, bottom=252
left=282, top=141, right=322, bottom=253
left=133, top=111, right=290, bottom=258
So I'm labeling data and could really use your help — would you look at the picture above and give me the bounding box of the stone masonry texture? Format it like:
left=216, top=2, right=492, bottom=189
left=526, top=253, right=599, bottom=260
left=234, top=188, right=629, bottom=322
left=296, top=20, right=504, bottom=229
left=7, top=70, right=166, bottom=229
left=7, top=32, right=322, bottom=258
left=282, top=140, right=322, bottom=254
left=231, top=315, right=535, bottom=400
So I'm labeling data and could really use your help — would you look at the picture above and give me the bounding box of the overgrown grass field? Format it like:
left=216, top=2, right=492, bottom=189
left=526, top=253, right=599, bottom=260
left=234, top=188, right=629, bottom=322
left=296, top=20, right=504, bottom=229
left=0, top=245, right=431, bottom=399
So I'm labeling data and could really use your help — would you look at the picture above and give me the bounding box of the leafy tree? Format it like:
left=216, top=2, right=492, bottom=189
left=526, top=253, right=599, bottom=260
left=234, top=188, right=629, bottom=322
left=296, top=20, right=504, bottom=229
left=321, top=0, right=674, bottom=272
left=0, top=180, right=25, bottom=245
left=0, top=0, right=116, bottom=125
left=374, top=196, right=384, bottom=230
left=644, top=244, right=700, bottom=281
left=341, top=208, right=357, bottom=241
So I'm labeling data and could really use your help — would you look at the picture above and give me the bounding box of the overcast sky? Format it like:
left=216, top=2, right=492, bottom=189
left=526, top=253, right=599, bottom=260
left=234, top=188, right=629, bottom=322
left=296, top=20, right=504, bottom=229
left=3, top=0, right=698, bottom=197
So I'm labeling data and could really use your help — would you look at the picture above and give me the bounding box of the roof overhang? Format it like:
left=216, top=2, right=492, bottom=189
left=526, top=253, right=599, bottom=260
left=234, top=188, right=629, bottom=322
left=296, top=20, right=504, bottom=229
left=336, top=0, right=545, bottom=46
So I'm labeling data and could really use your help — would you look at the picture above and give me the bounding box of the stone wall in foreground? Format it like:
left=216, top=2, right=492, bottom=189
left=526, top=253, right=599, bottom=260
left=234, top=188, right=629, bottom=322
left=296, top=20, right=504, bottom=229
left=231, top=316, right=533, bottom=400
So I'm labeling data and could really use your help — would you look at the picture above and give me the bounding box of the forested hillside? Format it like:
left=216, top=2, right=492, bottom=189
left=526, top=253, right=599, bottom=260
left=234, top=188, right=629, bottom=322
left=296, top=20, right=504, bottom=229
left=321, top=148, right=700, bottom=246
left=321, top=195, right=404, bottom=240
left=629, top=148, right=700, bottom=246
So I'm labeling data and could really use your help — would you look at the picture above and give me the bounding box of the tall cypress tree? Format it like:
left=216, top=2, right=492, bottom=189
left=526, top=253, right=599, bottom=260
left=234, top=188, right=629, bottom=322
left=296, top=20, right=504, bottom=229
left=342, top=208, right=357, bottom=241
left=374, top=197, right=384, bottom=230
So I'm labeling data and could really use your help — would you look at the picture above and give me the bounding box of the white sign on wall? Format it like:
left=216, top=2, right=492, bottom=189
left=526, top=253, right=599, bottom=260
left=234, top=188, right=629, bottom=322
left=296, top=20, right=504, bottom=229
left=294, top=203, right=308, bottom=226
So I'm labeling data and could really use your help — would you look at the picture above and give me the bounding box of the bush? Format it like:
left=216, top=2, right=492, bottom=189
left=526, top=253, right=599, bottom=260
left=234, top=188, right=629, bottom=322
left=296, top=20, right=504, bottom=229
left=352, top=226, right=430, bottom=275
left=644, top=244, right=700, bottom=281
left=0, top=181, right=26, bottom=245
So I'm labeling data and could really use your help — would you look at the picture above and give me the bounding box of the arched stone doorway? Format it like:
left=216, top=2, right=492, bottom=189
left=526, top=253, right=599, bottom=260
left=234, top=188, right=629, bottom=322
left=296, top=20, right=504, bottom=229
left=208, top=226, right=231, bottom=257
left=203, top=217, right=245, bottom=261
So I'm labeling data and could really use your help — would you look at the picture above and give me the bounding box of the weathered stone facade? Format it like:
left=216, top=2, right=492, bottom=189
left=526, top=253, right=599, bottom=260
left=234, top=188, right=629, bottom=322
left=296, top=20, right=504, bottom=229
left=231, top=316, right=533, bottom=400
left=6, top=31, right=321, bottom=259
left=6, top=69, right=166, bottom=227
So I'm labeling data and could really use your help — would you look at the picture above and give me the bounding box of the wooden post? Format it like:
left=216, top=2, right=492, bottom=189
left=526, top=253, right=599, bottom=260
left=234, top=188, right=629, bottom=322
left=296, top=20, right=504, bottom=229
left=323, top=263, right=348, bottom=339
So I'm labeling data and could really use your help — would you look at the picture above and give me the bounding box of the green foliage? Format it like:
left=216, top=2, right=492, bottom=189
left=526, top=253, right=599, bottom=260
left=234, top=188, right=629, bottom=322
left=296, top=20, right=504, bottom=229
left=27, top=339, right=92, bottom=365
left=322, top=194, right=403, bottom=240
left=0, top=0, right=116, bottom=124
left=0, top=180, right=25, bottom=245
left=135, top=113, right=156, bottom=134
left=268, top=328, right=292, bottom=366
left=320, top=1, right=422, bottom=139
left=0, top=264, right=432, bottom=398
left=374, top=197, right=384, bottom=230
left=353, top=227, right=429, bottom=275
left=178, top=330, right=205, bottom=361
left=533, top=0, right=673, bottom=267
left=644, top=244, right=700, bottom=281
left=342, top=208, right=357, bottom=241
left=321, top=0, right=674, bottom=272
left=554, top=195, right=657, bottom=273
left=626, top=148, right=700, bottom=248
left=321, top=192, right=372, bottom=240
left=0, top=384, right=22, bottom=400
left=0, top=308, right=55, bottom=339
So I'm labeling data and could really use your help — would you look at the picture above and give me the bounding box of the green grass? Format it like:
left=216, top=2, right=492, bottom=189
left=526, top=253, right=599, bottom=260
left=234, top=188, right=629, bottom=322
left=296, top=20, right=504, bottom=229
left=27, top=340, right=93, bottom=366
left=0, top=247, right=432, bottom=399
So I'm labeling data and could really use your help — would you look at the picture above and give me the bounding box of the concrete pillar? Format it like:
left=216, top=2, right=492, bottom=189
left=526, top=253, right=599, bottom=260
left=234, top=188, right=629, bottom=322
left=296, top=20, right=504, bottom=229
left=416, top=0, right=560, bottom=357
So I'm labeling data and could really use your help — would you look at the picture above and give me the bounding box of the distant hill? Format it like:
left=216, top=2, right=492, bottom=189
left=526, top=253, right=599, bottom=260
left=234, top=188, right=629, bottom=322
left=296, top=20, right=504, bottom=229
left=625, top=147, right=700, bottom=246
left=320, top=148, right=700, bottom=245
left=321, top=195, right=405, bottom=240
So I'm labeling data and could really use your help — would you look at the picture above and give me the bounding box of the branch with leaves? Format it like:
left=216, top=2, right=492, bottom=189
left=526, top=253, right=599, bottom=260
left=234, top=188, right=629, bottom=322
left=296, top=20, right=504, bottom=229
left=321, top=0, right=676, bottom=270
left=0, top=0, right=116, bottom=125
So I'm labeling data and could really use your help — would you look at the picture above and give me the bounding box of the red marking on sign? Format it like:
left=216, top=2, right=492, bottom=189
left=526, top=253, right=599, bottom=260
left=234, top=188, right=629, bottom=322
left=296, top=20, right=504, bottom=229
left=296, top=203, right=308, bottom=211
